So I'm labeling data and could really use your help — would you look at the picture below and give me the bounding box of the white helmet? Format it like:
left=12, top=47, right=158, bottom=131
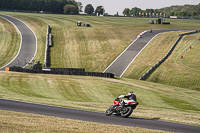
left=128, top=91, right=134, bottom=95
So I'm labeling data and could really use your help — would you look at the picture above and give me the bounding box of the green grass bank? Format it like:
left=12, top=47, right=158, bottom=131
left=1, top=12, right=200, bottom=72
left=0, top=71, right=199, bottom=125
left=0, top=17, right=20, bottom=68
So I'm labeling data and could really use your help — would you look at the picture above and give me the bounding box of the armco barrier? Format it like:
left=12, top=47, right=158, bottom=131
left=8, top=66, right=114, bottom=78
left=45, top=68, right=85, bottom=72
left=139, top=30, right=199, bottom=80
left=44, top=25, right=53, bottom=67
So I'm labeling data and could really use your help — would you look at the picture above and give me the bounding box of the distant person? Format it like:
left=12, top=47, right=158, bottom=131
left=150, top=29, right=152, bottom=33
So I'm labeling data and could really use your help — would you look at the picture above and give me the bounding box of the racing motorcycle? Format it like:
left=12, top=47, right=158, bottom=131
left=105, top=97, right=138, bottom=118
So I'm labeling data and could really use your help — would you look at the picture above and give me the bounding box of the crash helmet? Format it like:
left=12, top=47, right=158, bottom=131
left=128, top=91, right=134, bottom=95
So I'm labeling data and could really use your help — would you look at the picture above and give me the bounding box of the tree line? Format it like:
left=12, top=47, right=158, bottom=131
left=0, top=0, right=105, bottom=16
left=0, top=0, right=81, bottom=14
left=122, top=3, right=200, bottom=18
left=84, top=4, right=104, bottom=16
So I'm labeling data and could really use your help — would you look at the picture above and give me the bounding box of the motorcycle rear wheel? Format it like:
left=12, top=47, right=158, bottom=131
left=120, top=106, right=133, bottom=118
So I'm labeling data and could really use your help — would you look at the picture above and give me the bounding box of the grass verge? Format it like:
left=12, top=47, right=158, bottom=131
left=146, top=33, right=200, bottom=90
left=0, top=71, right=199, bottom=126
left=124, top=31, right=200, bottom=90
left=0, top=110, right=167, bottom=133
left=0, top=17, right=20, bottom=67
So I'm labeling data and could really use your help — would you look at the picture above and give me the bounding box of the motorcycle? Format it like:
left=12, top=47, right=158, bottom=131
left=105, top=96, right=138, bottom=118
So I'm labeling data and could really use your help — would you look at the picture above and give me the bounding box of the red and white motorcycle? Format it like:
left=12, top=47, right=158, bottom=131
left=105, top=95, right=138, bottom=118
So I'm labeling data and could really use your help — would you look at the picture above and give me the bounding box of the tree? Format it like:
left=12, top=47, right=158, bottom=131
left=84, top=4, right=94, bottom=14
left=123, top=8, right=130, bottom=16
left=170, top=12, right=175, bottom=16
left=192, top=12, right=198, bottom=16
left=63, top=4, right=78, bottom=15
left=130, top=7, right=142, bottom=16
left=95, top=6, right=104, bottom=16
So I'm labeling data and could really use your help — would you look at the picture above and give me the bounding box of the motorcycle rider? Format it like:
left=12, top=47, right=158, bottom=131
left=114, top=91, right=137, bottom=108
left=119, top=91, right=137, bottom=102
left=106, top=91, right=138, bottom=116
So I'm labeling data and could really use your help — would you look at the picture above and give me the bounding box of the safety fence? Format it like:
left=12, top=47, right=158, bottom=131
left=139, top=30, right=200, bottom=80
left=44, top=25, right=53, bottom=67
left=8, top=66, right=114, bottom=78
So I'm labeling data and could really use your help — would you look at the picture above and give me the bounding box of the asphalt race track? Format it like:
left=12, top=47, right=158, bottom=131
left=0, top=14, right=37, bottom=70
left=0, top=99, right=200, bottom=133
left=104, top=29, right=186, bottom=77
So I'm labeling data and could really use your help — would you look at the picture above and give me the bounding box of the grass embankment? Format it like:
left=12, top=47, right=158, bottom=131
left=124, top=32, right=200, bottom=90
left=0, top=71, right=199, bottom=126
left=2, top=12, right=200, bottom=72
left=147, top=33, right=200, bottom=90
left=0, top=17, right=20, bottom=67
left=124, top=31, right=182, bottom=79
left=0, top=110, right=166, bottom=133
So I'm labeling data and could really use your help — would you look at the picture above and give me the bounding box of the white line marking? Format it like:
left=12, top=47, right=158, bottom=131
left=119, top=32, right=161, bottom=77
left=103, top=30, right=148, bottom=73
left=0, top=14, right=37, bottom=69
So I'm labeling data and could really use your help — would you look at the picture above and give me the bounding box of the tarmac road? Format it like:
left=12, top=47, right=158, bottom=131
left=0, top=14, right=37, bottom=70
left=0, top=98, right=200, bottom=133
left=104, top=29, right=186, bottom=77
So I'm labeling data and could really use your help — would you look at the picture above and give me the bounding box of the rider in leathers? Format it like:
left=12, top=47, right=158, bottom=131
left=112, top=91, right=138, bottom=114
left=118, top=91, right=137, bottom=102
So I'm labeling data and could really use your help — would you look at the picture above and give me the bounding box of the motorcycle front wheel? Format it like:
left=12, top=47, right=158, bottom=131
left=120, top=106, right=133, bottom=118
left=105, top=106, right=113, bottom=116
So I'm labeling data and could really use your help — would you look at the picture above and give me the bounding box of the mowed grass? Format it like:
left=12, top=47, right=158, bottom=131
left=0, top=17, right=20, bottom=67
left=124, top=31, right=200, bottom=90
left=180, top=33, right=200, bottom=70
left=0, top=71, right=199, bottom=125
left=0, top=110, right=167, bottom=133
left=1, top=12, right=200, bottom=72
left=124, top=31, right=183, bottom=79
left=147, top=33, right=200, bottom=90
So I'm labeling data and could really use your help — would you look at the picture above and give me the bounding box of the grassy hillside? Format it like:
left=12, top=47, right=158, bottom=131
left=0, top=71, right=199, bottom=125
left=124, top=30, right=200, bottom=90
left=0, top=17, right=20, bottom=67
left=124, top=31, right=200, bottom=90
left=124, top=31, right=183, bottom=79
left=0, top=12, right=200, bottom=128
left=147, top=33, right=200, bottom=90
left=1, top=12, right=200, bottom=72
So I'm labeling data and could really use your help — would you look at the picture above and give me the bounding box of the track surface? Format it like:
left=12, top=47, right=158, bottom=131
left=0, top=99, right=199, bottom=133
left=104, top=29, right=186, bottom=77
left=0, top=14, right=36, bottom=70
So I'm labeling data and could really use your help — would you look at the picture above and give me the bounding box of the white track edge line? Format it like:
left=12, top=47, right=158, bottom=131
left=103, top=30, right=148, bottom=73
left=0, top=15, right=23, bottom=69
left=119, top=33, right=161, bottom=77
left=120, top=30, right=183, bottom=77
left=0, top=14, right=37, bottom=69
